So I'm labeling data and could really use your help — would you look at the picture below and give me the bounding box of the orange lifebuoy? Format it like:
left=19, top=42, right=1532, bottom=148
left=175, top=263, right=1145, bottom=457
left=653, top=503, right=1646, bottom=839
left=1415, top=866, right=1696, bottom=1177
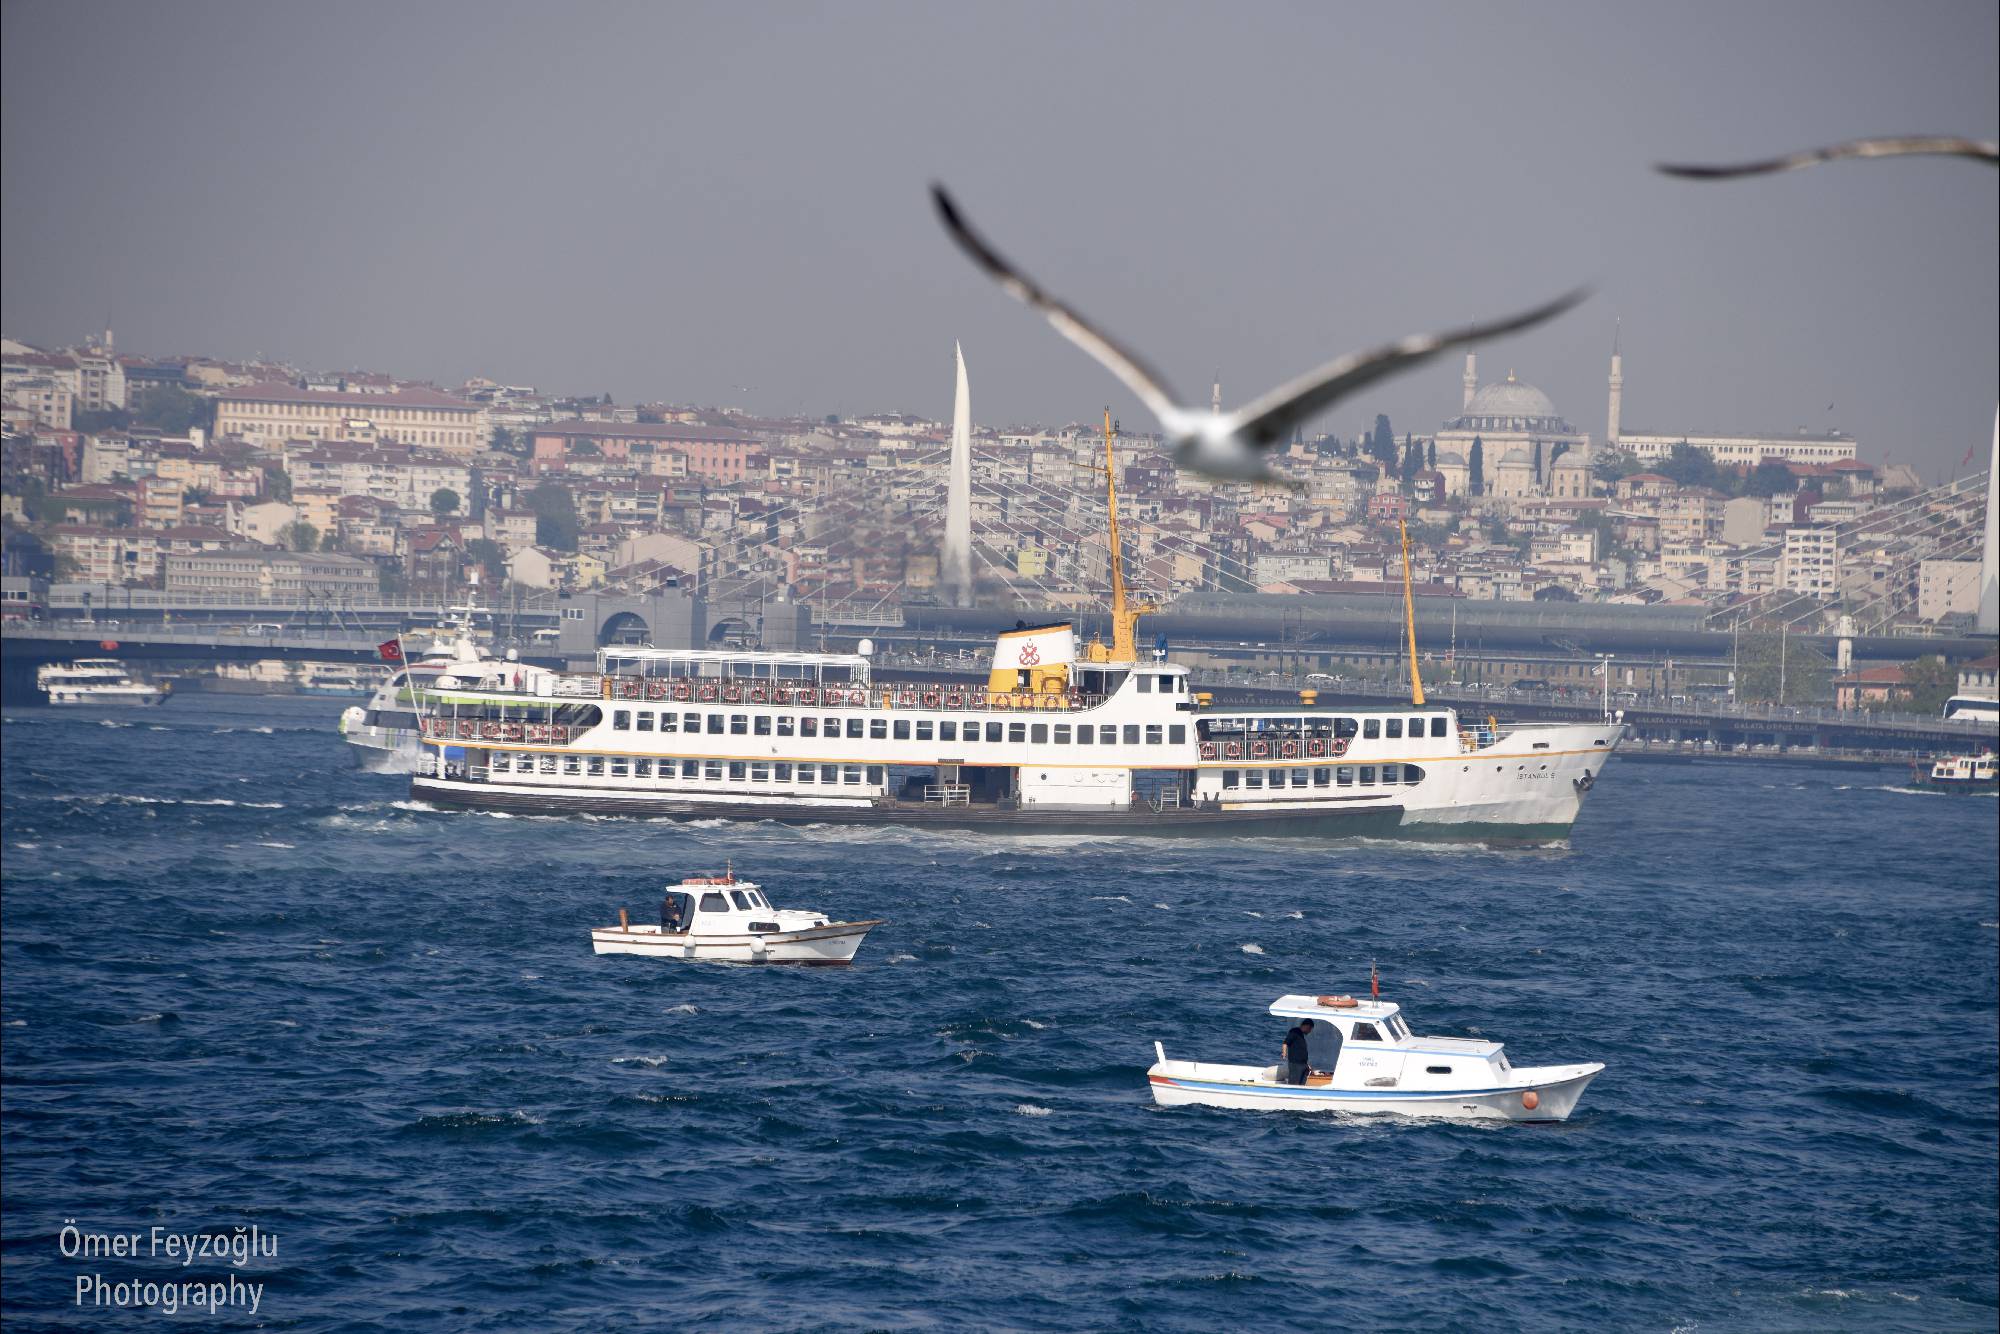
left=1315, top=995, right=1359, bottom=1009
left=671, top=681, right=691, bottom=701
left=645, top=681, right=667, bottom=700
left=750, top=685, right=769, bottom=703
left=722, top=684, right=743, bottom=704
left=923, top=691, right=941, bottom=708
left=1199, top=741, right=1218, bottom=760
left=944, top=691, right=963, bottom=708
left=1331, top=737, right=1349, bottom=757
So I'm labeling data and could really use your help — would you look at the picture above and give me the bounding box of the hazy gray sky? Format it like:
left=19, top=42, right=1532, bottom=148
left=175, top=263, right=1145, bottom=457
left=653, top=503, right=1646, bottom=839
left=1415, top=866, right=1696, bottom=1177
left=4, top=2, right=1994, bottom=475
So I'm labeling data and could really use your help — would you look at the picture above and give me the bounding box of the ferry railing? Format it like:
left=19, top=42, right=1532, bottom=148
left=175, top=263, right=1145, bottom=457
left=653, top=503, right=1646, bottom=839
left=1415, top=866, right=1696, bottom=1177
left=923, top=784, right=971, bottom=807
left=556, top=671, right=1112, bottom=713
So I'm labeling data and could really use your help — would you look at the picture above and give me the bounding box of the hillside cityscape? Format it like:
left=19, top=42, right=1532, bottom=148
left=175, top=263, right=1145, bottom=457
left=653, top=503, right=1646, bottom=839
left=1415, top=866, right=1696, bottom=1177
left=1, top=327, right=1991, bottom=709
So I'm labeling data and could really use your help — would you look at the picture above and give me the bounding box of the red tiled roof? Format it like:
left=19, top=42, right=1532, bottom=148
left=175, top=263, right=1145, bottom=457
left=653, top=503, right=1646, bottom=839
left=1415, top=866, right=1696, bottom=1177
left=533, top=419, right=759, bottom=444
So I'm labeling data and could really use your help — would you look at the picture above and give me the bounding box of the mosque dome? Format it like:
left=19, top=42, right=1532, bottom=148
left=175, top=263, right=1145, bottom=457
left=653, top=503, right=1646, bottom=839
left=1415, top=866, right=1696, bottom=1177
left=1443, top=367, right=1578, bottom=436
left=1465, top=372, right=1558, bottom=422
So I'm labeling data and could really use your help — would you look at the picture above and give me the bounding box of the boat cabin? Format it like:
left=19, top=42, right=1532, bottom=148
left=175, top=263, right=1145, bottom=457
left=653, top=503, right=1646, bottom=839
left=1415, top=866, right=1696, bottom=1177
left=658, top=876, right=788, bottom=934
left=1268, top=993, right=1511, bottom=1090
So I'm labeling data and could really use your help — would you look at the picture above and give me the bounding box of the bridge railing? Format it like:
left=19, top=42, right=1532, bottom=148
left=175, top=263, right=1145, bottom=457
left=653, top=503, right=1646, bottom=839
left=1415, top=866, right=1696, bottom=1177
left=1191, top=669, right=1998, bottom=736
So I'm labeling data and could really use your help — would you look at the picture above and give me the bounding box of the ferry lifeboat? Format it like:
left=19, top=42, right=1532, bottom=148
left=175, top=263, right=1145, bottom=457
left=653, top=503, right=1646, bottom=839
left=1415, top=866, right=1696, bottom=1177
left=1146, top=990, right=1603, bottom=1122
left=591, top=872, right=883, bottom=965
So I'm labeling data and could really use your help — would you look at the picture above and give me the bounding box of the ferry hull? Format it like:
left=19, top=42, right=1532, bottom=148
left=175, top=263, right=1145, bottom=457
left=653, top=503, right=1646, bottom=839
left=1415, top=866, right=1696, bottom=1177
left=411, top=776, right=1410, bottom=839
left=1146, top=1061, right=1603, bottom=1122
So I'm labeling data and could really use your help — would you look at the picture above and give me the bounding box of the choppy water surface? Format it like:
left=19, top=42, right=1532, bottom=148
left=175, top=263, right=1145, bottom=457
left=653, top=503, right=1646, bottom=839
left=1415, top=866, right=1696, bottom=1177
left=3, top=696, right=1995, bottom=1330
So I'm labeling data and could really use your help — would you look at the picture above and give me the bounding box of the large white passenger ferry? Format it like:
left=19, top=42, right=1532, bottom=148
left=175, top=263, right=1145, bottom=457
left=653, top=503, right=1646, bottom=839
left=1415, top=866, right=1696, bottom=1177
left=409, top=424, right=1622, bottom=840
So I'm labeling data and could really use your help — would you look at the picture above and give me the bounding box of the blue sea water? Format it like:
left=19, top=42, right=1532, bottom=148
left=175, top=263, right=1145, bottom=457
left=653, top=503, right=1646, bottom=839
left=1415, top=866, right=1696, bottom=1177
left=1, top=694, right=1995, bottom=1331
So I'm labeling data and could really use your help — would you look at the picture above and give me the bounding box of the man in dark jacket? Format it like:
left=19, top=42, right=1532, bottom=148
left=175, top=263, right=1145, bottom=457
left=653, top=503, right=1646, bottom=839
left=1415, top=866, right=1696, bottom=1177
left=1283, top=1018, right=1315, bottom=1084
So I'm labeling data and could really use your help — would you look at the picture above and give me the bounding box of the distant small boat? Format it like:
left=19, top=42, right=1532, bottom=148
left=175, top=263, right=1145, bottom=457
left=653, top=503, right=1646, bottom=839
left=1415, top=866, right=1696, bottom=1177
left=298, top=667, right=376, bottom=697
left=1147, top=990, right=1603, bottom=1122
left=592, top=872, right=883, bottom=965
left=36, top=659, right=170, bottom=706
left=1908, top=751, right=1997, bottom=794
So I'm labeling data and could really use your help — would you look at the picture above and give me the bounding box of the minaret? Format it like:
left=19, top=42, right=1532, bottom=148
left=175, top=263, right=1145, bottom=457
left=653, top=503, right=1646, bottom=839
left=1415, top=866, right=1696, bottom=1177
left=944, top=342, right=974, bottom=608
left=1978, top=404, right=1998, bottom=633
left=1211, top=372, right=1221, bottom=416
left=1461, top=352, right=1477, bottom=411
left=1606, top=320, right=1623, bottom=449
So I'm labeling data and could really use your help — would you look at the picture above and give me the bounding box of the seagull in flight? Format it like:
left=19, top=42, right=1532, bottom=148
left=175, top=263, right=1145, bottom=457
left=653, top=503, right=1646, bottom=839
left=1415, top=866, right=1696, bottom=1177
left=931, top=184, right=1587, bottom=491
left=1657, top=135, right=1998, bottom=179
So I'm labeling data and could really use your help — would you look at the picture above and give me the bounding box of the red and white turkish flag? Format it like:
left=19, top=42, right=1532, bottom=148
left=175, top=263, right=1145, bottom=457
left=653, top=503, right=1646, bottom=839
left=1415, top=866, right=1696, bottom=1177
left=377, top=639, right=404, bottom=664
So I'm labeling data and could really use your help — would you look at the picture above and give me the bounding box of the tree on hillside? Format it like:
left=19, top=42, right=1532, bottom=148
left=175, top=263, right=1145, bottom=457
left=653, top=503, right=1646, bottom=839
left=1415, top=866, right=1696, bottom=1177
left=1400, top=437, right=1423, bottom=485
left=1658, top=441, right=1721, bottom=490
left=1593, top=449, right=1642, bottom=484
left=73, top=407, right=131, bottom=434
left=1900, top=655, right=1955, bottom=716
left=1736, top=630, right=1831, bottom=706
left=278, top=520, right=319, bottom=553
left=489, top=426, right=516, bottom=454
left=1549, top=441, right=1569, bottom=469
left=1369, top=414, right=1397, bottom=469
left=130, top=384, right=215, bottom=434
left=430, top=487, right=462, bottom=519
left=1743, top=459, right=1795, bottom=498
left=1468, top=437, right=1485, bottom=495
left=263, top=465, right=292, bottom=502
left=526, top=481, right=579, bottom=553
left=1426, top=439, right=1436, bottom=470
left=1532, top=440, right=1544, bottom=480
left=464, top=537, right=508, bottom=583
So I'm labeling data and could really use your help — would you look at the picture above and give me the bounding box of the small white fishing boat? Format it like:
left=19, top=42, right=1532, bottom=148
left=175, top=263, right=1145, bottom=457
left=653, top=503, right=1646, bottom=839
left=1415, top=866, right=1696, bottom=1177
left=1147, top=990, right=1603, bottom=1122
left=591, top=871, right=883, bottom=966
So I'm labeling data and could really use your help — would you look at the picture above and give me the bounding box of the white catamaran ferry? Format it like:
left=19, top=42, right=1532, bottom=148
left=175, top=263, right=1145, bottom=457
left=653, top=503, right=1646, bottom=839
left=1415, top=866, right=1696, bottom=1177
left=339, top=605, right=553, bottom=771
left=407, top=422, right=1622, bottom=840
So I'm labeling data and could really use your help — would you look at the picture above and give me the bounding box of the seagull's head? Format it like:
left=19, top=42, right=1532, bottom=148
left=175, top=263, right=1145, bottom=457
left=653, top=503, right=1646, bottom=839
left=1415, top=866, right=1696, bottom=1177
left=1170, top=414, right=1274, bottom=483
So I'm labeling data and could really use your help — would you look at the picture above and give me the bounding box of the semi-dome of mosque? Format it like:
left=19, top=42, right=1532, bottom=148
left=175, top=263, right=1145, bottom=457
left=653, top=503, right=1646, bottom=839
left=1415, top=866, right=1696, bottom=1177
left=1448, top=371, right=1573, bottom=433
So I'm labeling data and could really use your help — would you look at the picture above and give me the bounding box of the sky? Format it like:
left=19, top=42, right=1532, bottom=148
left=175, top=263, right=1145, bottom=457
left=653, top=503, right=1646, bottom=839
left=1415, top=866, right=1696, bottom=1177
left=3, top=1, right=1995, bottom=477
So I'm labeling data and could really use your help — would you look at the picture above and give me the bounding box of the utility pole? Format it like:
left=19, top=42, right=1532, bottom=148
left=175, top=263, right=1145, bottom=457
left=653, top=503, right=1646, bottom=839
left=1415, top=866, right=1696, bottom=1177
left=1779, top=622, right=1788, bottom=705
left=1596, top=652, right=1614, bottom=723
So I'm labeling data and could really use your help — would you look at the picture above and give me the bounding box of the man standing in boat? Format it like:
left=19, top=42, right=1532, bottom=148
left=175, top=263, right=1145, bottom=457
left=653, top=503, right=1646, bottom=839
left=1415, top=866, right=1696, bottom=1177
left=1282, top=1018, right=1314, bottom=1085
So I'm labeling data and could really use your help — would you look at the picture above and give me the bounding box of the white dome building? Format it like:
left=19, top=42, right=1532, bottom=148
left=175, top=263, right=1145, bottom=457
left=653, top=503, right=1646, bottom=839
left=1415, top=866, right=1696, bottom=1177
left=1434, top=354, right=1591, bottom=497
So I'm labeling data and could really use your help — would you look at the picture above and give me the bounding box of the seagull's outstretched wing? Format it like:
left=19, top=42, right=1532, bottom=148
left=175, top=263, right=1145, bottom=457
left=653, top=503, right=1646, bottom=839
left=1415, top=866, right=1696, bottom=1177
left=1223, top=287, right=1590, bottom=449
left=932, top=184, right=1182, bottom=423
left=1657, top=135, right=1999, bottom=179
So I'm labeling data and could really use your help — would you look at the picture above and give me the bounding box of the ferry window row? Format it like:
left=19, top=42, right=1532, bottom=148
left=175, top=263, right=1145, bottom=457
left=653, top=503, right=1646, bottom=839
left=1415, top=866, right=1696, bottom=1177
left=486, top=752, right=885, bottom=787
left=1198, top=715, right=1450, bottom=741
left=605, top=709, right=1186, bottom=747
left=1217, top=764, right=1425, bottom=789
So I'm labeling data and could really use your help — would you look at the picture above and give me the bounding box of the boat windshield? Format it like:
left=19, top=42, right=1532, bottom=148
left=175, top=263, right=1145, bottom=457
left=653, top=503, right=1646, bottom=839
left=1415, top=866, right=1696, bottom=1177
left=1387, top=1015, right=1411, bottom=1041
